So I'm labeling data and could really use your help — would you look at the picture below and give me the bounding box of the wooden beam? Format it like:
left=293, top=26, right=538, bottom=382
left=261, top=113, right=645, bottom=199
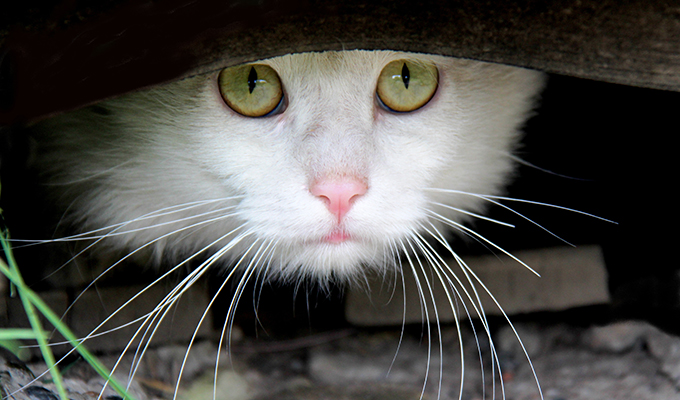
left=1, top=0, right=679, bottom=124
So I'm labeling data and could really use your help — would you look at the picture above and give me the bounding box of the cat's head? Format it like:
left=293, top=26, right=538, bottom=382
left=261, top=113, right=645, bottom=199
left=33, top=51, right=545, bottom=282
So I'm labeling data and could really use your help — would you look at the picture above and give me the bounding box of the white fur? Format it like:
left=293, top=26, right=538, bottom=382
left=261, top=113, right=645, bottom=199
left=32, top=51, right=545, bottom=283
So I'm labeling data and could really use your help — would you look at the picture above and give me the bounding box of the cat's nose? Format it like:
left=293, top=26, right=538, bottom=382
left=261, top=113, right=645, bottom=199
left=310, top=178, right=368, bottom=223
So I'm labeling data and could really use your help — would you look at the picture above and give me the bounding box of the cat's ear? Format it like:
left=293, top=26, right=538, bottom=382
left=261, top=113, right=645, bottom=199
left=376, top=60, right=438, bottom=113
left=218, top=64, right=284, bottom=117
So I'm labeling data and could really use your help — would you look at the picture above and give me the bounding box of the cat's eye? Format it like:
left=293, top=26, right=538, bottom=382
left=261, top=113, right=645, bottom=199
left=376, top=60, right=438, bottom=112
left=218, top=64, right=284, bottom=117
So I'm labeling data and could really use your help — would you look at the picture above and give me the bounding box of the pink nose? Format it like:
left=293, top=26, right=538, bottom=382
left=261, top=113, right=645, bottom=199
left=310, top=178, right=368, bottom=222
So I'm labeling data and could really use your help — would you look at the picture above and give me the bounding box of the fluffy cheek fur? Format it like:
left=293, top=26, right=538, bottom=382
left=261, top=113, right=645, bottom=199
left=31, top=51, right=545, bottom=282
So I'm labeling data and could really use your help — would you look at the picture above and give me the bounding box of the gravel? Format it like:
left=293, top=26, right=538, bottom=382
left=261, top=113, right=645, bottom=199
left=2, top=320, right=679, bottom=400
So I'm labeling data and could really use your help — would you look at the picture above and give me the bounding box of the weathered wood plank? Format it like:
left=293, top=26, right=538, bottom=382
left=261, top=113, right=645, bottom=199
left=1, top=0, right=679, bottom=124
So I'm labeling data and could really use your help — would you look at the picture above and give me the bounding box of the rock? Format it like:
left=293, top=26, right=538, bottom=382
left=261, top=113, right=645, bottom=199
left=645, top=326, right=680, bottom=389
left=495, top=323, right=545, bottom=360
left=584, top=320, right=652, bottom=352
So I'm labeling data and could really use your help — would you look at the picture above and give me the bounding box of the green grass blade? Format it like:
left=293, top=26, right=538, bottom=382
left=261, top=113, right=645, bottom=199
left=0, top=328, right=48, bottom=360
left=0, top=227, right=138, bottom=400
left=1, top=229, right=69, bottom=400
left=0, top=328, right=48, bottom=340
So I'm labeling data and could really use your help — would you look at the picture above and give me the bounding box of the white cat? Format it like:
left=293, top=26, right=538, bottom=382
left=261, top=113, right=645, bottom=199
left=21, top=50, right=546, bottom=398
left=31, top=50, right=544, bottom=281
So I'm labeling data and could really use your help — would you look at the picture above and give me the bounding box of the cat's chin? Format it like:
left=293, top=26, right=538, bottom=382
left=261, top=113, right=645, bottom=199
left=269, top=236, right=390, bottom=280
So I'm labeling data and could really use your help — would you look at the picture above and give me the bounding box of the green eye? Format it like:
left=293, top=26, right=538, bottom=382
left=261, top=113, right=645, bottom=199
left=376, top=60, right=438, bottom=112
left=218, top=64, right=283, bottom=117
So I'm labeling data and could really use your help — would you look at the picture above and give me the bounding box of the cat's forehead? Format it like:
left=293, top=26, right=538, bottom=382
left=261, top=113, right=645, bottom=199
left=261, top=50, right=438, bottom=77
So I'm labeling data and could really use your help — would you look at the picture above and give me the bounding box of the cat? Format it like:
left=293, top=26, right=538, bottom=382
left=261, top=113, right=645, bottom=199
left=11, top=50, right=547, bottom=398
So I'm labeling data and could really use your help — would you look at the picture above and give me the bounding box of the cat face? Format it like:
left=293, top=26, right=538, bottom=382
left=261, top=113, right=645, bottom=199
left=33, top=51, right=544, bottom=282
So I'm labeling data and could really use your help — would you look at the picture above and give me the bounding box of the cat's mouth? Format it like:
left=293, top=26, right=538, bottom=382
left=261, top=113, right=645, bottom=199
left=323, top=229, right=351, bottom=244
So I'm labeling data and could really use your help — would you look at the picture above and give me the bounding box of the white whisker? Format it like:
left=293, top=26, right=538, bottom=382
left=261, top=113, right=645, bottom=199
left=43, top=160, right=134, bottom=186
left=385, top=238, right=407, bottom=379
left=227, top=240, right=274, bottom=356
left=428, top=201, right=515, bottom=228
left=10, top=196, right=243, bottom=245
left=89, top=228, right=254, bottom=397
left=58, top=217, right=248, bottom=330
left=426, top=209, right=540, bottom=277
left=399, top=236, right=439, bottom=400
left=97, top=229, right=255, bottom=398
left=172, top=238, right=262, bottom=400
left=383, top=239, right=404, bottom=317
left=418, top=222, right=501, bottom=399
left=88, top=206, right=241, bottom=240
left=411, top=231, right=454, bottom=399
left=23, top=313, right=152, bottom=349
left=427, top=187, right=619, bottom=247
left=18, top=226, right=251, bottom=400
left=38, top=205, right=242, bottom=292
left=250, top=241, right=278, bottom=336
left=428, top=187, right=615, bottom=225
left=213, top=240, right=273, bottom=400
left=422, top=220, right=544, bottom=400
left=412, top=230, right=474, bottom=399
left=123, top=230, right=257, bottom=394
left=423, top=223, right=495, bottom=393
left=509, top=154, right=593, bottom=181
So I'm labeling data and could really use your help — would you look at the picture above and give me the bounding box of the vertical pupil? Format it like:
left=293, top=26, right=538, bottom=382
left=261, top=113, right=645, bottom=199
left=401, top=63, right=410, bottom=89
left=248, top=66, right=258, bottom=94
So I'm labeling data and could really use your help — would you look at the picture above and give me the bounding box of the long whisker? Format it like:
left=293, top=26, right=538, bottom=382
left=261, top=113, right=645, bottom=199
left=37, top=206, right=242, bottom=292
left=417, top=222, right=499, bottom=399
left=212, top=240, right=274, bottom=400
left=250, top=244, right=278, bottom=338
left=409, top=232, right=459, bottom=400
left=385, top=238, right=407, bottom=379
left=418, top=221, right=525, bottom=399
left=425, top=222, right=497, bottom=395
left=171, top=238, right=262, bottom=400
left=399, top=236, right=436, bottom=400
left=227, top=240, right=274, bottom=359
left=427, top=188, right=618, bottom=248
left=103, top=228, right=254, bottom=396
left=425, top=209, right=507, bottom=257
left=428, top=201, right=515, bottom=228
left=426, top=209, right=540, bottom=277
left=425, top=221, right=507, bottom=398
left=378, top=239, right=401, bottom=315
left=100, top=229, right=256, bottom=397
left=427, top=187, right=616, bottom=245
left=426, top=188, right=615, bottom=223
left=125, top=257, right=215, bottom=385
left=81, top=205, right=242, bottom=241
left=24, top=313, right=153, bottom=348
left=92, top=228, right=252, bottom=390
left=14, top=202, right=242, bottom=325
left=509, top=154, right=594, bottom=181
left=59, top=213, right=246, bottom=325
left=423, top=219, right=544, bottom=400
left=4, top=227, right=253, bottom=400
left=10, top=196, right=243, bottom=245
left=418, top=222, right=491, bottom=323
left=43, top=160, right=134, bottom=186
